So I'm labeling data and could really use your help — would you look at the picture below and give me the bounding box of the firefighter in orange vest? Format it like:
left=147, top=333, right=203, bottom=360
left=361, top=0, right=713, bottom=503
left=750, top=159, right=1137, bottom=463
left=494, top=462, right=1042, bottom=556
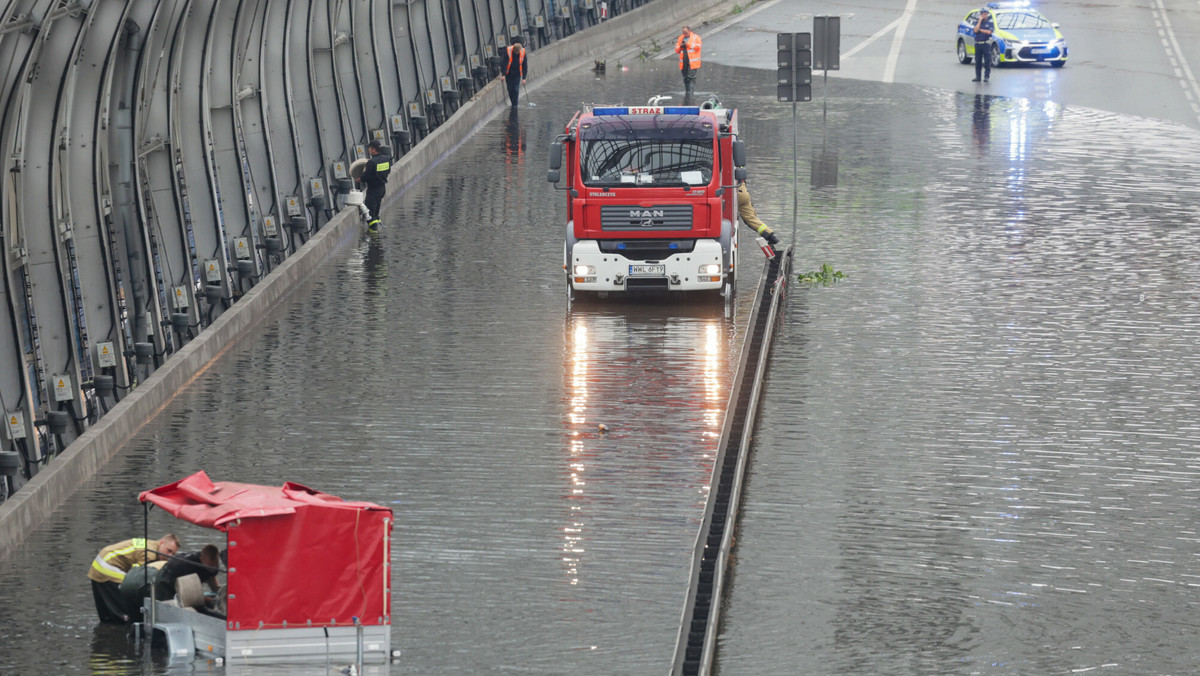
left=675, top=26, right=702, bottom=97
left=503, top=36, right=528, bottom=107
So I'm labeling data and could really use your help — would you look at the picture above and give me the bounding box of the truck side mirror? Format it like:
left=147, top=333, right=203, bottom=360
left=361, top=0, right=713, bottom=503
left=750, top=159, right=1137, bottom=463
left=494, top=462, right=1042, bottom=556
left=734, top=167, right=747, bottom=181
left=732, top=140, right=746, bottom=167
left=549, top=141, right=563, bottom=170
left=548, top=169, right=561, bottom=183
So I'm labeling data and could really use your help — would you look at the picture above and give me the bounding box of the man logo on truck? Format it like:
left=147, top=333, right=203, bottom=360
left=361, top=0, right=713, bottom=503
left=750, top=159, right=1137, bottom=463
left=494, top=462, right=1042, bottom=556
left=629, top=209, right=664, bottom=219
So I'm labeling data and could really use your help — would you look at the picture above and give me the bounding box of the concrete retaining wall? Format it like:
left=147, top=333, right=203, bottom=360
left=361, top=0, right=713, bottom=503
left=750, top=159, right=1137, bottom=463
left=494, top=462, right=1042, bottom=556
left=0, top=0, right=734, bottom=555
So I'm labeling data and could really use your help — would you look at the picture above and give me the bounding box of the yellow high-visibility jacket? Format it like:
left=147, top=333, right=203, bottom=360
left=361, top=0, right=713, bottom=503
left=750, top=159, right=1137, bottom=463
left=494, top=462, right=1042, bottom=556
left=87, top=538, right=161, bottom=583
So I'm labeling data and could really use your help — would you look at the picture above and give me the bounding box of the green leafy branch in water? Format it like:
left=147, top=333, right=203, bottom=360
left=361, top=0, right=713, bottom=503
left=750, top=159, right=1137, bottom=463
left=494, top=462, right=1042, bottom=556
left=797, top=263, right=847, bottom=285
left=639, top=37, right=662, bottom=61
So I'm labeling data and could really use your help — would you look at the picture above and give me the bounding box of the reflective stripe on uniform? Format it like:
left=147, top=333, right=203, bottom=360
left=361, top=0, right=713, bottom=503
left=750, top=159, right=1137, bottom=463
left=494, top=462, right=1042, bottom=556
left=676, top=35, right=702, bottom=70
left=376, top=162, right=390, bottom=172
left=506, top=45, right=525, bottom=77
left=91, top=538, right=148, bottom=582
left=91, top=555, right=127, bottom=581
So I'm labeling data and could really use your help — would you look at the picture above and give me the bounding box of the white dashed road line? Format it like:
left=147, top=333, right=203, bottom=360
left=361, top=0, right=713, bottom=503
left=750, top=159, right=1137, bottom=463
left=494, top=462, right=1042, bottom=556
left=1152, top=0, right=1200, bottom=123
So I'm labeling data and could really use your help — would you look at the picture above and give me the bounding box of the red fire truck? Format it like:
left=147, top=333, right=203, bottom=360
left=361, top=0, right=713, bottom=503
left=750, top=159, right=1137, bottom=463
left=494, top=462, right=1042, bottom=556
left=549, top=99, right=747, bottom=299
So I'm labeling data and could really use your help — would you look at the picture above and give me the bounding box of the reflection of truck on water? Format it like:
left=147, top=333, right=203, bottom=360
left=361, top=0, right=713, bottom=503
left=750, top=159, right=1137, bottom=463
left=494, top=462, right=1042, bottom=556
left=548, top=98, right=747, bottom=299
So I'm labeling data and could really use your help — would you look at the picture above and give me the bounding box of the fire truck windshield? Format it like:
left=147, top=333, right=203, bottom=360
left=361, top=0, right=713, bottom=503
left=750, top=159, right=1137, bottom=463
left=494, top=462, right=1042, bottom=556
left=577, top=115, right=715, bottom=188
left=581, top=138, right=714, bottom=187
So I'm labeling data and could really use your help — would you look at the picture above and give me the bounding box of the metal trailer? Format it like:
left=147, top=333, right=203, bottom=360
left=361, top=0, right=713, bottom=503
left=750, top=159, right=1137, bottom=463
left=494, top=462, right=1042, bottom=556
left=138, top=470, right=394, bottom=667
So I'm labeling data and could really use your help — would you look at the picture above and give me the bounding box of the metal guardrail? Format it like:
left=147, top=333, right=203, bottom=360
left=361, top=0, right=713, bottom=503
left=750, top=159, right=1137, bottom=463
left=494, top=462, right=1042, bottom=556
left=670, top=246, right=793, bottom=676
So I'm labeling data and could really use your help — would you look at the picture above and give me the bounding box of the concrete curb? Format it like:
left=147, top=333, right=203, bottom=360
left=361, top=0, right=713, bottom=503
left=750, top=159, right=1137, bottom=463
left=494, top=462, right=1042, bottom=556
left=0, top=0, right=735, bottom=555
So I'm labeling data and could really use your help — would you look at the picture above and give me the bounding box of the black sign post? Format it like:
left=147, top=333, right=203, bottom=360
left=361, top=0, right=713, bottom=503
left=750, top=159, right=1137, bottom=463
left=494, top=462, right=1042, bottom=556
left=777, top=33, right=811, bottom=234
left=776, top=32, right=812, bottom=103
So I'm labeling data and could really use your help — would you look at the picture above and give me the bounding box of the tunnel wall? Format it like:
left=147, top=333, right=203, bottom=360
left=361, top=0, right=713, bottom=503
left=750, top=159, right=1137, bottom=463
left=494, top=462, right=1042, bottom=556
left=0, top=0, right=730, bottom=550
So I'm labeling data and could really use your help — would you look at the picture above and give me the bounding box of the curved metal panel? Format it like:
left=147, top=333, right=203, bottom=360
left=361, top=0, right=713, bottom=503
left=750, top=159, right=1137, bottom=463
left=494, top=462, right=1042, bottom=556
left=330, top=1, right=367, bottom=148
left=21, top=0, right=91, bottom=450
left=172, top=0, right=228, bottom=334
left=0, top=0, right=49, bottom=472
left=351, top=0, right=387, bottom=139
left=390, top=2, right=422, bottom=120
left=233, top=0, right=288, bottom=267
left=204, top=0, right=254, bottom=313
left=455, top=0, right=482, bottom=61
left=63, top=0, right=137, bottom=423
left=134, top=0, right=192, bottom=359
left=408, top=0, right=436, bottom=105
left=96, top=0, right=160, bottom=395
left=285, top=0, right=324, bottom=236
left=305, top=0, right=341, bottom=222
left=260, top=0, right=305, bottom=247
left=424, top=0, right=453, bottom=81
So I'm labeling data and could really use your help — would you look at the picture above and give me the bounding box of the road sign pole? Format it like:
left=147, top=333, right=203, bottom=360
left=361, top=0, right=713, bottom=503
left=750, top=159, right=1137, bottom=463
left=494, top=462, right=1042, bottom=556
left=776, top=32, right=811, bottom=233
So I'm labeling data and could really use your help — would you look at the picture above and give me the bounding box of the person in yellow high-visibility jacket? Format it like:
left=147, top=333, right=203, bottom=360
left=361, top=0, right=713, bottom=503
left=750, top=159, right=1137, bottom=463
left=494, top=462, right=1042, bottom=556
left=737, top=180, right=781, bottom=248
left=87, top=534, right=179, bottom=622
left=674, top=26, right=702, bottom=97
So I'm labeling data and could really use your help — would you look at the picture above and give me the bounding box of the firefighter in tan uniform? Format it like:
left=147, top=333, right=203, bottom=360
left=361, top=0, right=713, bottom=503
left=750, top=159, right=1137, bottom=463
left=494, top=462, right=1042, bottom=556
left=737, top=180, right=781, bottom=248
left=87, top=534, right=180, bottom=622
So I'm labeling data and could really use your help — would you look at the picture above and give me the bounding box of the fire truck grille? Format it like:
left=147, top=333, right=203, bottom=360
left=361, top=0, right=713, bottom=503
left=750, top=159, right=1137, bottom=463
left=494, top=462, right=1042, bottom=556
left=598, top=239, right=697, bottom=260
left=601, top=204, right=694, bottom=231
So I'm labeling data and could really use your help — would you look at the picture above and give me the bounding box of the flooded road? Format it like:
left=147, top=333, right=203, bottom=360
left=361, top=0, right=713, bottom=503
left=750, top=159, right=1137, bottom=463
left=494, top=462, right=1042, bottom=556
left=0, top=62, right=759, bottom=675
left=717, top=82, right=1200, bottom=673
left=3, top=56, right=1200, bottom=674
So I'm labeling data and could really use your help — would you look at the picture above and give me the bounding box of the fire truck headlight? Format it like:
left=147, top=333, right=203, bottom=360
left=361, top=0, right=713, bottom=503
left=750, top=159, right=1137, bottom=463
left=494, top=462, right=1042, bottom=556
left=574, top=265, right=595, bottom=276
left=698, top=263, right=721, bottom=276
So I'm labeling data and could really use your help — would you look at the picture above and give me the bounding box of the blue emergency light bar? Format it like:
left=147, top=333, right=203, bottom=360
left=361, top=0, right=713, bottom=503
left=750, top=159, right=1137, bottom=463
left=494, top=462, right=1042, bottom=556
left=591, top=106, right=702, bottom=116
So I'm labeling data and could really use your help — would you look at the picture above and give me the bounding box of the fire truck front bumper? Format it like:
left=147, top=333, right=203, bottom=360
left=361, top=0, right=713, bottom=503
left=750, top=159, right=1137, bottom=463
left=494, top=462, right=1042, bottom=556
left=568, top=240, right=726, bottom=293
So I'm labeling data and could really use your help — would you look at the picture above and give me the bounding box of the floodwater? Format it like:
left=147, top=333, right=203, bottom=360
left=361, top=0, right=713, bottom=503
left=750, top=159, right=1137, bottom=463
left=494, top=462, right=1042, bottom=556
left=3, top=59, right=1200, bottom=675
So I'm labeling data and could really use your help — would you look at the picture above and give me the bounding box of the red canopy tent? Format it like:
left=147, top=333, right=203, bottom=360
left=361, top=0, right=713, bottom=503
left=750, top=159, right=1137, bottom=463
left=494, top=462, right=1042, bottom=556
left=140, top=470, right=392, bottom=629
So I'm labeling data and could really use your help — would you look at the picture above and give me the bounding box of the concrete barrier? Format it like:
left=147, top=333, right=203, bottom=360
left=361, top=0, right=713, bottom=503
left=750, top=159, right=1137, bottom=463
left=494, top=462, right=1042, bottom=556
left=0, top=0, right=735, bottom=555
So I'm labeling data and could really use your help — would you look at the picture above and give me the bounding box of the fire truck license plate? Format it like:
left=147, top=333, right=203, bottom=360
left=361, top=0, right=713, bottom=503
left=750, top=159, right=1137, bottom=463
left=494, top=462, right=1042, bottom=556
left=629, top=264, right=666, bottom=276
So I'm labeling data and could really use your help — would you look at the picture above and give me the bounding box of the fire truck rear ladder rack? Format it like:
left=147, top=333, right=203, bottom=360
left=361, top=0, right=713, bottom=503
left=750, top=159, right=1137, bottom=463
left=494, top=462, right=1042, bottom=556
left=671, top=246, right=794, bottom=676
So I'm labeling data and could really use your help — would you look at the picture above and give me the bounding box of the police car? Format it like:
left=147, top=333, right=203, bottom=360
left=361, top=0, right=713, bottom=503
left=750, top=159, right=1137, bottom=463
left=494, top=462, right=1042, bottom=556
left=956, top=2, right=1067, bottom=68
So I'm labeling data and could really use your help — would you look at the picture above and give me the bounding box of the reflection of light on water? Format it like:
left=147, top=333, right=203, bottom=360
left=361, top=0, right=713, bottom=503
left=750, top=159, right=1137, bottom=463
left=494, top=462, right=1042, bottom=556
left=702, top=323, right=721, bottom=436
left=564, top=323, right=588, bottom=585
left=569, top=324, right=588, bottom=425
left=1006, top=99, right=1032, bottom=243
left=1008, top=98, right=1030, bottom=165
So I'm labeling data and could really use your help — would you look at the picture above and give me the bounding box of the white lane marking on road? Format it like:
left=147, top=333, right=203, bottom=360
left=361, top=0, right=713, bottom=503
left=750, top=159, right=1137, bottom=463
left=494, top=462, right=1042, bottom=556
left=1153, top=0, right=1200, bottom=121
left=883, top=0, right=920, bottom=83
left=703, top=0, right=788, bottom=38
left=842, top=15, right=904, bottom=60
left=655, top=0, right=789, bottom=59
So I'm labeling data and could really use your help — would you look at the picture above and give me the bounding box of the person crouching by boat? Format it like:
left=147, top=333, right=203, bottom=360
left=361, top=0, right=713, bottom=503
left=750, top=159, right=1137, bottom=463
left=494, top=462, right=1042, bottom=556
left=152, top=544, right=221, bottom=602
left=87, top=534, right=180, bottom=623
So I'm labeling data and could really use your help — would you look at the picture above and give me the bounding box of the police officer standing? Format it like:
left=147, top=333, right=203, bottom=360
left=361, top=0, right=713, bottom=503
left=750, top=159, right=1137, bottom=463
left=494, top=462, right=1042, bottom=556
left=972, top=9, right=995, bottom=82
left=503, top=36, right=528, bottom=107
left=359, top=140, right=391, bottom=231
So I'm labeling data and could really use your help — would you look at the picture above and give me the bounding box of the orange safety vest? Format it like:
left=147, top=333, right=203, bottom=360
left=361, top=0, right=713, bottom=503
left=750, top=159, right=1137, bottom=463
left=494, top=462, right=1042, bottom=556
left=675, top=33, right=702, bottom=71
left=505, top=44, right=525, bottom=77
